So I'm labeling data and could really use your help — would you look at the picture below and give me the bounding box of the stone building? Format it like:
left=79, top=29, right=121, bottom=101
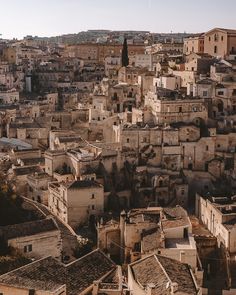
left=45, top=146, right=101, bottom=178
left=118, top=66, right=146, bottom=85
left=7, top=121, right=48, bottom=148
left=195, top=194, right=236, bottom=253
left=0, top=218, right=62, bottom=260
left=184, top=33, right=205, bottom=55
left=108, top=83, right=141, bottom=113
left=64, top=43, right=145, bottom=63
left=104, top=55, right=121, bottom=79
left=0, top=88, right=19, bottom=104
left=144, top=88, right=208, bottom=125
left=0, top=249, right=120, bottom=295
left=97, top=206, right=198, bottom=271
left=134, top=54, right=152, bottom=70
left=204, top=28, right=236, bottom=57
left=48, top=179, right=104, bottom=228
left=128, top=254, right=201, bottom=295
left=185, top=53, right=215, bottom=74
left=27, top=172, right=53, bottom=205
left=2, top=47, right=16, bottom=64
left=146, top=42, right=184, bottom=54
left=153, top=74, right=181, bottom=90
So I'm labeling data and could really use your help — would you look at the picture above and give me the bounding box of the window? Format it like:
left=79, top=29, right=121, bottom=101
left=206, top=145, right=209, bottom=151
left=218, top=91, right=224, bottom=95
left=91, top=194, right=95, bottom=199
left=113, top=92, right=118, bottom=100
left=203, top=91, right=208, bottom=97
left=127, top=138, right=129, bottom=143
left=221, top=36, right=224, bottom=41
left=179, top=106, right=182, bottom=112
left=209, top=36, right=211, bottom=41
left=24, top=244, right=32, bottom=253
left=188, top=163, right=193, bottom=170
left=91, top=205, right=95, bottom=210
left=217, top=144, right=221, bottom=148
left=214, top=46, right=217, bottom=54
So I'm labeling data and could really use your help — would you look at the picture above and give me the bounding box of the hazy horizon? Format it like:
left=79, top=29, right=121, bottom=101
left=0, top=0, right=236, bottom=39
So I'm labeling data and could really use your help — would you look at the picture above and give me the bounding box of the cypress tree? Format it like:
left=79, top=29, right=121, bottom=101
left=121, top=38, right=129, bottom=67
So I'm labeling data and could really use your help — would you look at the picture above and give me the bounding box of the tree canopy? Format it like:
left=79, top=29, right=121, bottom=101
left=0, top=183, right=38, bottom=226
left=121, top=38, right=129, bottom=67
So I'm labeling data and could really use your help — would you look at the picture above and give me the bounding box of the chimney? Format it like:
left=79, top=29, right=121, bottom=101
left=147, top=283, right=156, bottom=295
left=92, top=281, right=99, bottom=295
left=180, top=251, right=185, bottom=263
left=171, top=282, right=179, bottom=294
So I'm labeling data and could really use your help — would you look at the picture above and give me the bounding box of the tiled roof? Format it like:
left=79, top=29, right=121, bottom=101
left=215, top=28, right=236, bottom=34
left=21, top=157, right=45, bottom=166
left=0, top=256, right=65, bottom=292
left=66, top=180, right=102, bottom=190
left=13, top=165, right=42, bottom=176
left=141, top=227, right=162, bottom=253
left=163, top=206, right=187, bottom=219
left=130, top=254, right=198, bottom=295
left=0, top=218, right=58, bottom=240
left=9, top=122, right=42, bottom=129
left=128, top=208, right=161, bottom=224
left=196, top=78, right=214, bottom=85
left=58, top=136, right=83, bottom=143
left=162, top=207, right=190, bottom=230
left=0, top=249, right=116, bottom=294
left=131, top=255, right=169, bottom=295
left=157, top=255, right=198, bottom=294
left=99, top=268, right=121, bottom=290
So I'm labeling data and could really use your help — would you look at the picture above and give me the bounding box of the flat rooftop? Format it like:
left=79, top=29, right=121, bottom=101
left=165, top=238, right=191, bottom=249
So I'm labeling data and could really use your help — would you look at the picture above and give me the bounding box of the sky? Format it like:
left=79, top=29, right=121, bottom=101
left=0, top=0, right=236, bottom=39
